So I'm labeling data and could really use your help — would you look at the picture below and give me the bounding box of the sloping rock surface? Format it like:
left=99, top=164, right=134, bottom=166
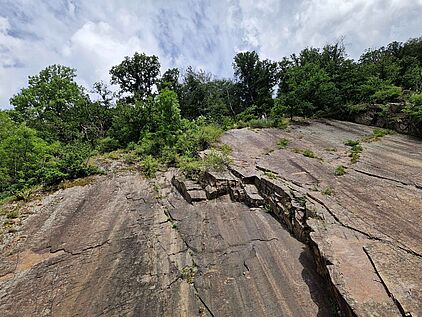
left=1, top=119, right=420, bottom=317
left=0, top=171, right=332, bottom=316
left=217, top=119, right=422, bottom=317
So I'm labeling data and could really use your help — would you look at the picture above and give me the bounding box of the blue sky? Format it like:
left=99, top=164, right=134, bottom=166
left=1, top=0, right=422, bottom=108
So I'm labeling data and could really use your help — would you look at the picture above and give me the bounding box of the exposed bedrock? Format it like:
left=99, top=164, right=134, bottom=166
left=0, top=119, right=420, bottom=317
left=173, top=119, right=422, bottom=317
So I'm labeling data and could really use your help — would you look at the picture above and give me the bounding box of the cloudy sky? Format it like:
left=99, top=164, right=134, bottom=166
left=1, top=0, right=422, bottom=108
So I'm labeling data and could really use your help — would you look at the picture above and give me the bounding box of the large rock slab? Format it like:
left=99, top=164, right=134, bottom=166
left=221, top=120, right=422, bottom=316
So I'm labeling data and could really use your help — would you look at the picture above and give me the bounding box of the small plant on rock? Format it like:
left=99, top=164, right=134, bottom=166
left=321, top=186, right=334, bottom=195
left=277, top=138, right=289, bottom=149
left=303, top=149, right=315, bottom=158
left=335, top=165, right=347, bottom=176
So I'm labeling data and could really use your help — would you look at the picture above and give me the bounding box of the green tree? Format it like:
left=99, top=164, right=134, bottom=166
left=110, top=52, right=160, bottom=100
left=233, top=51, right=278, bottom=115
left=158, top=68, right=181, bottom=93
left=10, top=65, right=90, bottom=142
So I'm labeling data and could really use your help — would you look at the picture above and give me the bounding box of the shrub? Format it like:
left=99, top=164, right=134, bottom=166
left=177, top=156, right=203, bottom=179
left=345, top=140, right=363, bottom=163
left=372, top=128, right=393, bottom=138
left=203, top=149, right=231, bottom=171
left=141, top=155, right=159, bottom=178
left=264, top=171, right=277, bottom=179
left=403, top=93, right=422, bottom=125
left=371, top=85, right=402, bottom=103
left=96, top=137, right=119, bottom=153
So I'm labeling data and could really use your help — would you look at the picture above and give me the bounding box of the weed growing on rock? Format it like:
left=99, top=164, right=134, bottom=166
left=264, top=171, right=277, bottom=180
left=277, top=138, right=289, bottom=149
left=344, top=139, right=360, bottom=146
left=362, top=128, right=394, bottom=142
left=335, top=165, right=347, bottom=176
left=344, top=139, right=363, bottom=163
left=303, top=149, right=316, bottom=158
left=321, top=186, right=334, bottom=195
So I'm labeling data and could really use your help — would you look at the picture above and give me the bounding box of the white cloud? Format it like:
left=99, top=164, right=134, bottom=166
left=1, top=0, right=422, bottom=108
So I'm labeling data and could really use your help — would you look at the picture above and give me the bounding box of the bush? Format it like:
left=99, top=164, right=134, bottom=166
left=177, top=156, right=203, bottom=179
left=321, top=186, right=334, bottom=195
left=141, top=155, right=159, bottom=178
left=203, top=149, right=231, bottom=171
left=371, top=85, right=402, bottom=103
left=96, top=137, right=119, bottom=153
left=404, top=93, right=422, bottom=124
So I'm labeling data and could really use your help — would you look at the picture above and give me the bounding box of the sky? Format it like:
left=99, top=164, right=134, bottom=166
left=1, top=0, right=422, bottom=108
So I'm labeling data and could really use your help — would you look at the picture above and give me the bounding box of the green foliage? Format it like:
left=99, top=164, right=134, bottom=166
left=372, top=128, right=393, bottom=138
left=344, top=140, right=363, bottom=163
left=0, top=115, right=96, bottom=194
left=321, top=186, right=334, bottom=195
left=303, top=149, right=316, bottom=158
left=177, top=156, right=203, bottom=179
left=264, top=171, right=277, bottom=180
left=371, top=85, right=402, bottom=103
left=110, top=52, right=160, bottom=100
left=335, top=165, right=347, bottom=176
left=202, top=149, right=231, bottom=172
left=404, top=93, right=422, bottom=124
left=344, top=139, right=360, bottom=146
left=233, top=51, right=278, bottom=114
left=10, top=65, right=94, bottom=143
left=141, top=155, right=159, bottom=178
left=277, top=138, right=289, bottom=149
left=96, top=137, right=120, bottom=153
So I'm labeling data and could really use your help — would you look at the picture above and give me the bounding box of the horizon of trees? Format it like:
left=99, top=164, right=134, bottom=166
left=1, top=35, right=422, bottom=197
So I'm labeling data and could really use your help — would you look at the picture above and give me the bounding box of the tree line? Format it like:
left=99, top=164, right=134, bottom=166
left=1, top=36, right=422, bottom=197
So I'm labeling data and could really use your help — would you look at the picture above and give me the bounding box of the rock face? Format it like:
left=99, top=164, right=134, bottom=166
left=0, top=119, right=421, bottom=317
left=216, top=119, right=422, bottom=317
left=0, top=173, right=332, bottom=316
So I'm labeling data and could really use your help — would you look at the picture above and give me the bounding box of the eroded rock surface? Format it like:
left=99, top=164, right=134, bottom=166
left=0, top=171, right=332, bottom=316
left=215, top=119, right=421, bottom=317
left=1, top=119, right=420, bottom=317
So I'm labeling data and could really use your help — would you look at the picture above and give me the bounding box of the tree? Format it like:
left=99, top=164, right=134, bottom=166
left=158, top=68, right=181, bottom=93
left=179, top=67, right=212, bottom=119
left=10, top=65, right=90, bottom=142
left=110, top=52, right=160, bottom=100
left=233, top=51, right=278, bottom=114
left=276, top=63, right=339, bottom=118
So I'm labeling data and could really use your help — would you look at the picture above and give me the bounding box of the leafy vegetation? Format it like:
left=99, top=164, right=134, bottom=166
left=277, top=138, right=289, bottom=149
left=1, top=35, right=422, bottom=201
left=321, top=186, right=334, bottom=196
left=335, top=165, right=347, bottom=176
left=303, top=149, right=316, bottom=158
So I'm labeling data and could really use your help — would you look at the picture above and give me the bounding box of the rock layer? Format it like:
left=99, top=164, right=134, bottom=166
left=1, top=119, right=420, bottom=317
